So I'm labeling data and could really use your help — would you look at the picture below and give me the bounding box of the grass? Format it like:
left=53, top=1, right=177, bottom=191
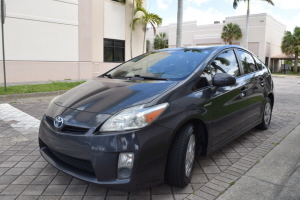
left=0, top=81, right=86, bottom=95
left=272, top=72, right=300, bottom=76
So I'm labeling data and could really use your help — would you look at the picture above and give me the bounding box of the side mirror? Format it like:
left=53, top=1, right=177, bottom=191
left=213, top=73, right=236, bottom=87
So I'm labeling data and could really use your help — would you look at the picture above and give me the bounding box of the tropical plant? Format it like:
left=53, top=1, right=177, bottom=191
left=221, top=23, right=242, bottom=45
left=130, top=0, right=143, bottom=59
left=233, top=0, right=274, bottom=49
left=176, top=0, right=183, bottom=47
left=146, top=39, right=150, bottom=52
left=132, top=7, right=162, bottom=53
left=154, top=32, right=168, bottom=50
left=281, top=27, right=300, bottom=74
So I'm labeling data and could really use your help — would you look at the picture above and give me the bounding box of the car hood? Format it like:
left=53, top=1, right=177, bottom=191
left=54, top=77, right=179, bottom=114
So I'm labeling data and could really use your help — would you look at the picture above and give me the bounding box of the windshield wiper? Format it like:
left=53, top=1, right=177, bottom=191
left=102, top=74, right=113, bottom=79
left=142, top=76, right=169, bottom=81
left=133, top=75, right=169, bottom=81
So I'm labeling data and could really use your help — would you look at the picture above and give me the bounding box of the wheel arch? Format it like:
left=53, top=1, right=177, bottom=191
left=268, top=92, right=274, bottom=108
left=168, top=118, right=209, bottom=157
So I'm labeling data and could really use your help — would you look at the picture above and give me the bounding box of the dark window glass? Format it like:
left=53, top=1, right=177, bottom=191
left=253, top=56, right=263, bottom=70
left=265, top=57, right=269, bottom=67
left=111, top=0, right=126, bottom=3
left=104, top=39, right=125, bottom=62
left=104, top=47, right=114, bottom=62
left=211, top=50, right=240, bottom=77
left=115, top=48, right=124, bottom=62
left=115, top=40, right=125, bottom=47
left=107, top=49, right=212, bottom=81
left=237, top=50, right=257, bottom=74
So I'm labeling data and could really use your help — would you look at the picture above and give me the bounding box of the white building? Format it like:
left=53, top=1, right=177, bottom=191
left=0, top=0, right=145, bottom=84
left=146, top=13, right=286, bottom=72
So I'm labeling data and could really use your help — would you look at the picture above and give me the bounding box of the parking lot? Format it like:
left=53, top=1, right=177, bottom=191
left=0, top=77, right=299, bottom=200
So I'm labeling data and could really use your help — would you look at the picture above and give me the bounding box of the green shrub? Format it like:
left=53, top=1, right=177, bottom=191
left=290, top=66, right=300, bottom=72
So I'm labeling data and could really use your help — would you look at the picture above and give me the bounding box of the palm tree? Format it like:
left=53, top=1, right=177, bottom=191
left=132, top=7, right=163, bottom=53
left=130, top=0, right=143, bottom=59
left=154, top=32, right=168, bottom=50
left=221, top=23, right=243, bottom=45
left=176, top=0, right=183, bottom=47
left=233, top=0, right=274, bottom=49
left=281, top=27, right=300, bottom=74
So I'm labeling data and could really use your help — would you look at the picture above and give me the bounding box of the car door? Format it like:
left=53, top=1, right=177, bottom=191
left=236, top=49, right=265, bottom=125
left=209, top=49, right=250, bottom=146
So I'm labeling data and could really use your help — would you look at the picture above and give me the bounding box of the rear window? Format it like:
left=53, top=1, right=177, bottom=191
left=107, top=49, right=212, bottom=81
left=253, top=56, right=264, bottom=70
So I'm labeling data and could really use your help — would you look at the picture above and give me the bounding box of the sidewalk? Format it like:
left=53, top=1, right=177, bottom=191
left=217, top=124, right=300, bottom=200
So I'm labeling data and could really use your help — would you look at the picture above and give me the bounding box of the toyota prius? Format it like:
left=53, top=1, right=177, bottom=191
left=39, top=45, right=274, bottom=191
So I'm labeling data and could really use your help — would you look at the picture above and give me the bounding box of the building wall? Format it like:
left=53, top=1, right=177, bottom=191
left=146, top=13, right=286, bottom=68
left=0, top=0, right=145, bottom=84
left=90, top=0, right=145, bottom=77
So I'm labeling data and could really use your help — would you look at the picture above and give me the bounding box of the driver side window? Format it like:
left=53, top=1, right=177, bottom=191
left=210, top=50, right=240, bottom=77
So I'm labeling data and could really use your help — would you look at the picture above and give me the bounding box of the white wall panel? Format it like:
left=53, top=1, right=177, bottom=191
left=104, top=2, right=125, bottom=40
left=1, top=0, right=79, bottom=61
left=1, top=18, right=78, bottom=61
left=6, top=0, right=78, bottom=22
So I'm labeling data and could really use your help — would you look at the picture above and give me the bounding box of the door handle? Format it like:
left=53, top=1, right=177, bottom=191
left=259, top=77, right=265, bottom=86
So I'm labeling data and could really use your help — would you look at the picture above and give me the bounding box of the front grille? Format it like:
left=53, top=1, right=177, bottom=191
left=44, top=116, right=89, bottom=134
left=62, top=125, right=89, bottom=134
left=48, top=147, right=95, bottom=173
left=45, top=116, right=54, bottom=128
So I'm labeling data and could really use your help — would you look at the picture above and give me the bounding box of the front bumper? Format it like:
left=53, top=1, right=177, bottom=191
left=39, top=117, right=173, bottom=191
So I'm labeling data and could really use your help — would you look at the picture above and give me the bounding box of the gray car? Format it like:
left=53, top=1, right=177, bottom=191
left=39, top=45, right=274, bottom=191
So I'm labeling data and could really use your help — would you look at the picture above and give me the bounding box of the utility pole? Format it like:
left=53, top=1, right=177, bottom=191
left=1, top=0, right=6, bottom=91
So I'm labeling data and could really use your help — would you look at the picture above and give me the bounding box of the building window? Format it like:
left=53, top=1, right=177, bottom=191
left=104, top=39, right=125, bottom=62
left=265, top=57, right=269, bottom=67
left=111, top=0, right=126, bottom=3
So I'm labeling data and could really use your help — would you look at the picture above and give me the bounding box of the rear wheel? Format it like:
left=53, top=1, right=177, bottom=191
left=166, top=123, right=196, bottom=187
left=256, top=97, right=272, bottom=130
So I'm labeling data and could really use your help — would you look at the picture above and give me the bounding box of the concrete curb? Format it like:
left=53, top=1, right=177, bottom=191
left=0, top=90, right=67, bottom=102
left=272, top=75, right=300, bottom=78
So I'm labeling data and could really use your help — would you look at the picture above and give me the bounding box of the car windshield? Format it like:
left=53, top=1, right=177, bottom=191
left=106, top=49, right=212, bottom=81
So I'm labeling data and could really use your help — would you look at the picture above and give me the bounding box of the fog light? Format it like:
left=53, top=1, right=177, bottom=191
left=118, top=153, right=134, bottom=179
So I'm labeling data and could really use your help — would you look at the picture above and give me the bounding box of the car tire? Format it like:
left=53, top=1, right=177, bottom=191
left=166, top=123, right=196, bottom=187
left=256, top=97, right=272, bottom=130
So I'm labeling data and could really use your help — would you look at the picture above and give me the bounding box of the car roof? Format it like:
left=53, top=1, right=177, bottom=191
left=156, top=45, right=246, bottom=52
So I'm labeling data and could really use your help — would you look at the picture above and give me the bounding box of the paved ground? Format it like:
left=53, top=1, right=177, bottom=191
left=217, top=123, right=300, bottom=200
left=0, top=77, right=299, bottom=200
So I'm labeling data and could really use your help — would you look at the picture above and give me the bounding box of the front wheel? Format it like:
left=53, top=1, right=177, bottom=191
left=256, top=97, right=272, bottom=130
left=166, top=123, right=196, bottom=187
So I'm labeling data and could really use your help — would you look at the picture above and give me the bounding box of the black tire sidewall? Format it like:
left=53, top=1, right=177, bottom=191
left=182, top=126, right=196, bottom=185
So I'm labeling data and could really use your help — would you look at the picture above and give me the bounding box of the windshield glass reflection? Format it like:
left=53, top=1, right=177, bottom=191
left=106, top=49, right=212, bottom=81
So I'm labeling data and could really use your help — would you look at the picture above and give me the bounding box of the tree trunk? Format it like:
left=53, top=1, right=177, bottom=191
left=295, top=52, right=299, bottom=74
left=229, top=41, right=232, bottom=45
left=245, top=0, right=250, bottom=49
left=130, top=0, right=134, bottom=59
left=143, top=25, right=146, bottom=53
left=176, top=0, right=183, bottom=47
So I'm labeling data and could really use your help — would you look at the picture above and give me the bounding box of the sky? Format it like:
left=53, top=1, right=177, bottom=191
left=146, top=0, right=300, bottom=31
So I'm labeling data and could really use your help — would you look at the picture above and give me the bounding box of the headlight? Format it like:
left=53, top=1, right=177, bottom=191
left=100, top=103, right=169, bottom=132
left=48, top=96, right=60, bottom=107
